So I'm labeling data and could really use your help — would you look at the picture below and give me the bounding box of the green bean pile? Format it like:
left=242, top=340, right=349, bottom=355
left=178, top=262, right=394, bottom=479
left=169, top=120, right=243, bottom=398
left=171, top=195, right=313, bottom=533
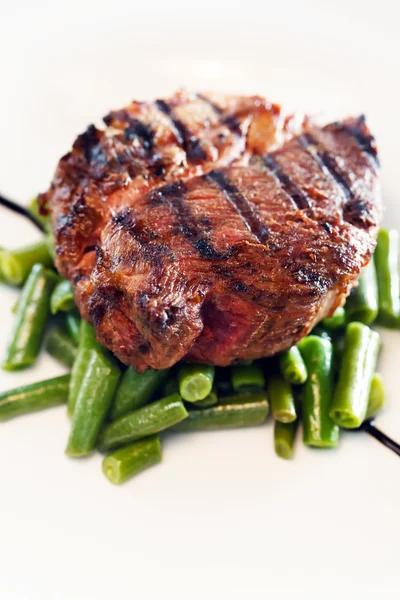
left=0, top=200, right=398, bottom=485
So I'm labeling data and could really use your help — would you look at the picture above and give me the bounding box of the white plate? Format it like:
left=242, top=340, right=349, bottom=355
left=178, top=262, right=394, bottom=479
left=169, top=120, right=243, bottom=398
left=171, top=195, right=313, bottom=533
left=1, top=2, right=399, bottom=599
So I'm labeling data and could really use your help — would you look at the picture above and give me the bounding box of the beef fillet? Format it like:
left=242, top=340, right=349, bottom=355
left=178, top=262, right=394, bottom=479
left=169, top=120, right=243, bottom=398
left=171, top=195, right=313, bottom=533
left=40, top=91, right=381, bottom=371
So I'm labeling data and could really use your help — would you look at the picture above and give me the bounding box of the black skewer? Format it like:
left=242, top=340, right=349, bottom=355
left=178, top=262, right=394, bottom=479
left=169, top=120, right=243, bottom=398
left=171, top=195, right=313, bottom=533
left=0, top=193, right=45, bottom=233
left=360, top=418, right=400, bottom=457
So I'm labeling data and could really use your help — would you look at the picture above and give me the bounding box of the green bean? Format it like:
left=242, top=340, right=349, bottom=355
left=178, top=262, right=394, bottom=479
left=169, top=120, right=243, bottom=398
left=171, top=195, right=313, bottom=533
left=102, top=435, right=161, bottom=485
left=2, top=264, right=58, bottom=370
left=50, top=280, right=75, bottom=314
left=170, top=392, right=269, bottom=432
left=375, top=229, right=400, bottom=327
left=110, top=367, right=169, bottom=420
left=298, top=336, right=339, bottom=448
left=67, top=321, right=103, bottom=417
left=365, top=373, right=385, bottom=419
left=321, top=306, right=346, bottom=330
left=45, top=326, right=77, bottom=368
left=99, top=393, right=188, bottom=451
left=346, top=260, right=378, bottom=324
left=274, top=419, right=299, bottom=460
left=0, top=240, right=53, bottom=286
left=65, top=351, right=121, bottom=457
left=193, top=387, right=218, bottom=408
left=28, top=197, right=51, bottom=232
left=330, top=323, right=380, bottom=428
left=64, top=310, right=81, bottom=344
left=178, top=364, right=215, bottom=402
left=0, top=374, right=70, bottom=421
left=279, top=346, right=308, bottom=384
left=231, top=364, right=265, bottom=393
left=267, top=374, right=296, bottom=423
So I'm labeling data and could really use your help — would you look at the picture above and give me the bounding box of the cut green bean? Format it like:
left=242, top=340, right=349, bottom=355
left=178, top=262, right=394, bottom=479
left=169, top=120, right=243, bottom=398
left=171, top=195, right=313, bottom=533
left=2, top=264, right=58, bottom=370
left=279, top=346, right=308, bottom=384
left=178, top=364, right=215, bottom=402
left=298, top=336, right=339, bottom=448
left=365, top=373, right=385, bottom=419
left=67, top=321, right=103, bottom=417
left=231, top=364, right=265, bottom=393
left=330, top=323, right=380, bottom=429
left=0, top=240, right=54, bottom=286
left=45, top=326, right=77, bottom=368
left=64, top=310, right=81, bottom=344
left=375, top=229, right=400, bottom=327
left=110, top=367, right=169, bottom=420
left=193, top=387, right=218, bottom=408
left=0, top=374, right=70, bottom=421
left=321, top=306, right=346, bottom=330
left=50, top=280, right=75, bottom=314
left=274, top=419, right=299, bottom=460
left=346, top=260, right=378, bottom=325
left=170, top=392, right=268, bottom=432
left=99, top=393, right=188, bottom=451
left=65, top=351, right=121, bottom=457
left=268, top=374, right=296, bottom=423
left=102, top=435, right=162, bottom=485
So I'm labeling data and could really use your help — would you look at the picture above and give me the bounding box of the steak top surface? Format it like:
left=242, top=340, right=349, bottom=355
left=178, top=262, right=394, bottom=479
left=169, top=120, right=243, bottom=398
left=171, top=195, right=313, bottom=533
left=40, top=90, right=381, bottom=371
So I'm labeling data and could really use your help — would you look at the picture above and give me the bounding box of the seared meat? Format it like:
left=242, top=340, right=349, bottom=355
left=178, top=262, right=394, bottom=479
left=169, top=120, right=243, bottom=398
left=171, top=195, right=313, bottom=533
left=40, top=90, right=303, bottom=281
left=40, top=91, right=381, bottom=371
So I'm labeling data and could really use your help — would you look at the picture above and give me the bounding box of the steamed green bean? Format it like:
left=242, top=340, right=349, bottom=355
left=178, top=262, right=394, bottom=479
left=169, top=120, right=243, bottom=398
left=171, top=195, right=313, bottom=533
left=279, top=346, right=308, bottom=384
left=274, top=419, right=299, bottom=460
left=65, top=351, right=121, bottom=457
left=366, top=373, right=385, bottom=419
left=298, top=336, right=339, bottom=448
left=50, top=280, right=75, bottom=314
left=110, top=367, right=169, bottom=420
left=171, top=392, right=268, bottom=432
left=375, top=229, right=400, bottom=327
left=231, top=364, right=265, bottom=393
left=0, top=240, right=53, bottom=286
left=268, top=374, right=296, bottom=423
left=0, top=374, right=70, bottom=421
left=99, top=393, right=188, bottom=451
left=330, top=323, right=380, bottom=428
left=178, top=364, right=215, bottom=402
left=102, top=435, right=161, bottom=485
left=346, top=260, right=378, bottom=324
left=2, top=264, right=58, bottom=370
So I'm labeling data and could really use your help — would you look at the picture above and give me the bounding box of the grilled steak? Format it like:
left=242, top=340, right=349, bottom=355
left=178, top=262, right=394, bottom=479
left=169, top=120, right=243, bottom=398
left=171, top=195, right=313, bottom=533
left=40, top=91, right=381, bottom=371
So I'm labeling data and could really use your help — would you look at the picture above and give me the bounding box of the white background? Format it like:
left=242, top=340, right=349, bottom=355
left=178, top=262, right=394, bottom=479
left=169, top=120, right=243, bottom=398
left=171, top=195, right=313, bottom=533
left=0, top=1, right=399, bottom=598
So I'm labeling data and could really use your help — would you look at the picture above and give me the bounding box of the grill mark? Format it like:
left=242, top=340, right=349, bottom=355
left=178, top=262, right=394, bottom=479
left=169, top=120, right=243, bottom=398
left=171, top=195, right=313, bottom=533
left=103, top=111, right=155, bottom=151
left=340, top=115, right=379, bottom=165
left=196, top=93, right=242, bottom=134
left=298, top=133, right=353, bottom=202
left=206, top=170, right=269, bottom=244
left=112, top=208, right=174, bottom=266
left=155, top=99, right=207, bottom=163
left=124, top=120, right=155, bottom=151
left=263, top=155, right=311, bottom=210
left=149, top=182, right=223, bottom=260
left=298, top=133, right=375, bottom=228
